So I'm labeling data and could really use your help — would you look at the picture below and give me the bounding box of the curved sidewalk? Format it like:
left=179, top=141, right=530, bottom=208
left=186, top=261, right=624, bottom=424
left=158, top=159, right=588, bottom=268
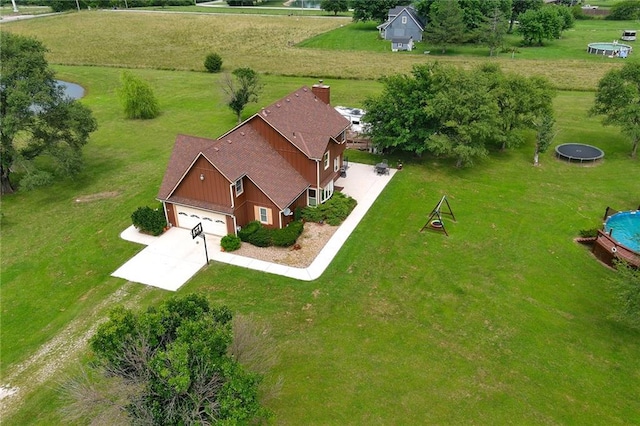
left=112, top=162, right=396, bottom=290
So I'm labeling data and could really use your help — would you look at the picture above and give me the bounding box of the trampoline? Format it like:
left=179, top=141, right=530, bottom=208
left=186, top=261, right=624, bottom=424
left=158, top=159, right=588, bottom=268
left=605, top=211, right=640, bottom=253
left=587, top=42, right=632, bottom=56
left=555, top=143, right=604, bottom=164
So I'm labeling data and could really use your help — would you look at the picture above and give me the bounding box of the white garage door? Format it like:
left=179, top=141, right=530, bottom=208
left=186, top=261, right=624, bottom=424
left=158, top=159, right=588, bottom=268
left=175, top=205, right=228, bottom=236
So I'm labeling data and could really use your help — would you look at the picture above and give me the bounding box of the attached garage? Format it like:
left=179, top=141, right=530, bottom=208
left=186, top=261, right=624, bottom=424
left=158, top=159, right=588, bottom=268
left=175, top=205, right=228, bottom=236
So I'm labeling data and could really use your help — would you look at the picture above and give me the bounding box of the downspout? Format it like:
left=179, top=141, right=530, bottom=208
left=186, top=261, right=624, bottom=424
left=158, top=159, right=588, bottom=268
left=316, top=159, right=320, bottom=203
left=160, top=201, right=171, bottom=228
left=229, top=182, right=235, bottom=234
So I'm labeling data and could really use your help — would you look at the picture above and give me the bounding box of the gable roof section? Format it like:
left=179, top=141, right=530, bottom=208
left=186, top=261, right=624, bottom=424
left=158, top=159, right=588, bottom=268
left=158, top=128, right=309, bottom=211
left=378, top=6, right=425, bottom=31
left=158, top=134, right=212, bottom=201
left=204, top=124, right=309, bottom=209
left=256, top=86, right=350, bottom=160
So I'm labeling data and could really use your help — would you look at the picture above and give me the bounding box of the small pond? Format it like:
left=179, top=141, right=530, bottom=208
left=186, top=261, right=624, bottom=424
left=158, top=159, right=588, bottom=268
left=56, top=80, right=85, bottom=100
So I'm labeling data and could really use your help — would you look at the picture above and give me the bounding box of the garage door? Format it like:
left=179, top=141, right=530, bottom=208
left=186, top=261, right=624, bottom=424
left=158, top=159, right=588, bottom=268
left=175, top=205, right=228, bottom=236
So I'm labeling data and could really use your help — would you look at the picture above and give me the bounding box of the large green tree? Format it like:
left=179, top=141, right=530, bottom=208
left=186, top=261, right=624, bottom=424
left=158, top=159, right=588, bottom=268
left=351, top=0, right=411, bottom=23
left=423, top=66, right=500, bottom=167
left=118, top=71, right=160, bottom=120
left=481, top=64, right=555, bottom=150
left=533, top=113, right=556, bottom=166
left=417, top=0, right=511, bottom=40
left=222, top=67, right=262, bottom=124
left=508, top=0, right=543, bottom=33
left=591, top=62, right=640, bottom=159
left=320, top=0, right=348, bottom=15
left=363, top=71, right=438, bottom=155
left=87, top=293, right=270, bottom=425
left=517, top=6, right=564, bottom=45
left=423, top=0, right=467, bottom=53
left=482, top=6, right=509, bottom=56
left=0, top=33, right=97, bottom=194
left=363, top=62, right=553, bottom=167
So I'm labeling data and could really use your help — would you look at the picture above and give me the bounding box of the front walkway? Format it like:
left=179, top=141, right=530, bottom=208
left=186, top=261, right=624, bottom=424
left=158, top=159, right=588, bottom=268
left=112, top=162, right=396, bottom=291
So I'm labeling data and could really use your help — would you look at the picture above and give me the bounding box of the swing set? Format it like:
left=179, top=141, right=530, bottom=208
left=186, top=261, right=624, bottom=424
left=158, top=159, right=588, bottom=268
left=420, top=195, right=456, bottom=236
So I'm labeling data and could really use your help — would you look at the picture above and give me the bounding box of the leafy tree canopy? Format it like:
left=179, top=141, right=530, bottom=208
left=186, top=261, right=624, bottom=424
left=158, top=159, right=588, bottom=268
left=517, top=5, right=569, bottom=45
left=223, top=67, right=263, bottom=124
left=363, top=62, right=554, bottom=167
left=591, top=62, right=640, bottom=158
left=118, top=71, right=160, bottom=120
left=89, top=293, right=270, bottom=425
left=607, top=0, right=640, bottom=21
left=423, top=0, right=467, bottom=53
left=351, top=0, right=411, bottom=23
left=417, top=0, right=512, bottom=40
left=0, top=33, right=97, bottom=194
left=509, top=0, right=543, bottom=32
left=320, top=0, right=348, bottom=15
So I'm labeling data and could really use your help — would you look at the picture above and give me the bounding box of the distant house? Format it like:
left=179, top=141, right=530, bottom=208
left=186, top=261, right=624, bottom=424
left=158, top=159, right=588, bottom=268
left=377, top=5, right=425, bottom=43
left=157, top=82, right=350, bottom=236
left=392, top=36, right=414, bottom=52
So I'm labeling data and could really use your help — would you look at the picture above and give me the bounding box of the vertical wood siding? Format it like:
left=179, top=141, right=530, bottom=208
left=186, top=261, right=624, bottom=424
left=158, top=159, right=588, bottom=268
left=250, top=118, right=317, bottom=184
left=173, top=156, right=231, bottom=207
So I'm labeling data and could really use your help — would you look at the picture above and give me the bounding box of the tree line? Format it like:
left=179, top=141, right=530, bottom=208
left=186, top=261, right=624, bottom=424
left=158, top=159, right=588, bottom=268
left=345, top=0, right=574, bottom=50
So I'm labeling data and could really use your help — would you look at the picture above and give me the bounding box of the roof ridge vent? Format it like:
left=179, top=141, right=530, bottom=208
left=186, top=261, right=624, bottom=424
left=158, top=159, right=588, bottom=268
left=276, top=103, right=281, bottom=108
left=214, top=147, right=219, bottom=152
left=227, top=139, right=232, bottom=144
left=303, top=88, right=308, bottom=92
left=240, top=131, right=245, bottom=136
left=286, top=98, right=290, bottom=102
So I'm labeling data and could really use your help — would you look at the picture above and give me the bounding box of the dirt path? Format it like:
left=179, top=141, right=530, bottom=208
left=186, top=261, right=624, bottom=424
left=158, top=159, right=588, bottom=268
left=0, top=282, right=150, bottom=419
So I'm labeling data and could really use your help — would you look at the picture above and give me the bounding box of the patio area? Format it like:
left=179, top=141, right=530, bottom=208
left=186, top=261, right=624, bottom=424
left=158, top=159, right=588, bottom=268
left=112, top=162, right=397, bottom=290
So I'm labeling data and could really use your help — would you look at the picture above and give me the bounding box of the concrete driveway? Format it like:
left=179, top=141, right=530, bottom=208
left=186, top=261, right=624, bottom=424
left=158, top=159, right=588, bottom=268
left=112, top=162, right=396, bottom=291
left=112, top=226, right=216, bottom=291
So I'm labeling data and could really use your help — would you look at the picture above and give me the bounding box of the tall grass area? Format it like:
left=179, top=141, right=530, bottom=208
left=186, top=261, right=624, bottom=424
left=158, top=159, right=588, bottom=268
left=1, top=64, right=639, bottom=424
left=1, top=11, right=634, bottom=90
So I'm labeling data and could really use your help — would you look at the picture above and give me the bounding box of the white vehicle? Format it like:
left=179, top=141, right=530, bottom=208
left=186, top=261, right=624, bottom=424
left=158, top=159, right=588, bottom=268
left=335, top=106, right=367, bottom=133
left=622, top=30, right=637, bottom=42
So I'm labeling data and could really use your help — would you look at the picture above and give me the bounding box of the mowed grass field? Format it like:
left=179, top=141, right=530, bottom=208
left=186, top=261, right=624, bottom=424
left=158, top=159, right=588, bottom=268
left=1, top=11, right=640, bottom=425
left=2, top=10, right=637, bottom=90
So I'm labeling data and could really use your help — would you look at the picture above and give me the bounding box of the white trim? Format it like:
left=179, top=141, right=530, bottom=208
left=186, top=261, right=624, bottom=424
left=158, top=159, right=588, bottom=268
left=323, top=151, right=330, bottom=170
left=235, top=178, right=244, bottom=196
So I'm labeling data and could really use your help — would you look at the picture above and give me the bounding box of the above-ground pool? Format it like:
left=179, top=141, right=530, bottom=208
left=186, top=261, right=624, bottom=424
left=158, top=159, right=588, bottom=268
left=555, top=143, right=604, bottom=163
left=588, top=42, right=632, bottom=56
left=605, top=210, right=640, bottom=253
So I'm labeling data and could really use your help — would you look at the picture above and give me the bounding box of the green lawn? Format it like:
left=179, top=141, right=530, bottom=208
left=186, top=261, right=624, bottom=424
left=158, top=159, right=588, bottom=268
left=1, top=11, right=640, bottom=426
left=300, top=19, right=640, bottom=62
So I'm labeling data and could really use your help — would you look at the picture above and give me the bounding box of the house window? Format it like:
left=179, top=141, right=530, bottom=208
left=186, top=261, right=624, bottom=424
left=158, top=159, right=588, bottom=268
left=398, top=43, right=403, bottom=48
left=402, top=16, right=407, bottom=24
left=308, top=188, right=317, bottom=207
left=334, top=155, right=340, bottom=172
left=323, top=151, right=330, bottom=170
left=235, top=178, right=243, bottom=196
left=321, top=181, right=334, bottom=203
left=255, top=206, right=272, bottom=225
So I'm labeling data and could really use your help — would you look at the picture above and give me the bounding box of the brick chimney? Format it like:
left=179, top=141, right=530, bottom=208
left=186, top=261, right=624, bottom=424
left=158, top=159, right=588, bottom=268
left=311, top=79, right=330, bottom=105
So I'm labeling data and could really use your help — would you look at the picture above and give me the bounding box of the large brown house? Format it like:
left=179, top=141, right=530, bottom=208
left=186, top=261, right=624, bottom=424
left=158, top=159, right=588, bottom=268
left=157, top=82, right=350, bottom=236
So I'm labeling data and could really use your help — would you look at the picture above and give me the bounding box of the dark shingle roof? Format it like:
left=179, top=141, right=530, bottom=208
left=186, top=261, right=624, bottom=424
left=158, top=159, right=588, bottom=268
left=158, top=85, right=349, bottom=211
left=257, top=86, right=350, bottom=160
